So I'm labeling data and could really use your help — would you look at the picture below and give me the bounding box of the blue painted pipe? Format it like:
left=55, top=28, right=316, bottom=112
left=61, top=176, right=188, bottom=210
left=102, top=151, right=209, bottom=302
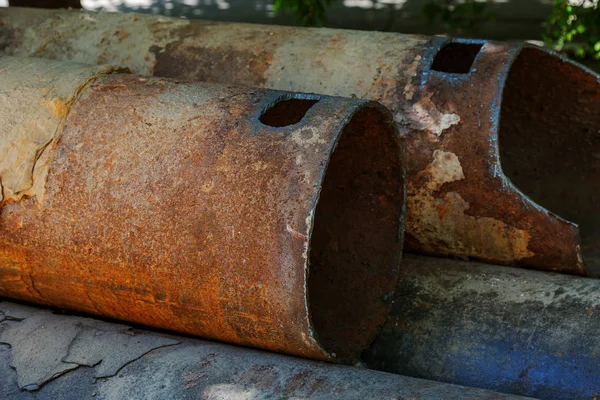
left=364, top=255, right=600, bottom=400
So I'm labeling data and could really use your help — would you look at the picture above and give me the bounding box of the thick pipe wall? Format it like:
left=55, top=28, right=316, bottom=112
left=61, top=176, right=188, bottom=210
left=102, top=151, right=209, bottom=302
left=363, top=255, right=600, bottom=400
left=2, top=8, right=599, bottom=275
left=0, top=301, right=533, bottom=399
left=0, top=56, right=405, bottom=361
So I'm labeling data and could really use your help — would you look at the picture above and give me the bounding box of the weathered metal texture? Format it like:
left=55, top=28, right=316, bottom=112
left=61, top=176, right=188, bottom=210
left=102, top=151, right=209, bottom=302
left=1, top=8, right=598, bottom=275
left=0, top=56, right=112, bottom=205
left=404, top=43, right=583, bottom=274
left=0, top=301, right=535, bottom=400
left=0, top=55, right=405, bottom=361
left=363, top=255, right=600, bottom=400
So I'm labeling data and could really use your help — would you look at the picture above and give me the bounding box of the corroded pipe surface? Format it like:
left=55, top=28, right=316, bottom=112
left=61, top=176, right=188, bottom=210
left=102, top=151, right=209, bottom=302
left=0, top=56, right=405, bottom=361
left=0, top=301, right=535, bottom=400
left=363, top=255, right=600, bottom=400
left=1, top=8, right=599, bottom=275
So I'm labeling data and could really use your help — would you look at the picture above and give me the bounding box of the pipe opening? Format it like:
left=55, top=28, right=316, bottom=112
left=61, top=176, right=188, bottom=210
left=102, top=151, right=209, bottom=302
left=259, top=98, right=318, bottom=127
left=308, top=105, right=404, bottom=360
left=499, top=47, right=600, bottom=274
left=431, top=43, right=483, bottom=74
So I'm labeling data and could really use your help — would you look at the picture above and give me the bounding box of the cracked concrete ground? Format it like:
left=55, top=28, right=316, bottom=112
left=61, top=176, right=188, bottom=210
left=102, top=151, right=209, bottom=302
left=0, top=301, right=533, bottom=399
left=0, top=302, right=180, bottom=392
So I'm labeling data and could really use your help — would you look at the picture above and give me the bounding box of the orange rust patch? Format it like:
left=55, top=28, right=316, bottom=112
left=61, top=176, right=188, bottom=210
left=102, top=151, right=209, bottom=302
left=45, top=97, right=69, bottom=118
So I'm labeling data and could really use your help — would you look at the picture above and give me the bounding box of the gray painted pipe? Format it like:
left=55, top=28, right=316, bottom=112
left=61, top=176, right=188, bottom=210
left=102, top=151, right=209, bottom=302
left=0, top=301, right=530, bottom=399
left=363, top=255, right=600, bottom=400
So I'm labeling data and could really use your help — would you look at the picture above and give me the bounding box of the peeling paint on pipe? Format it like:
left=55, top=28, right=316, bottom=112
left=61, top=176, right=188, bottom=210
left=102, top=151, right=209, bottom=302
left=0, top=55, right=405, bottom=362
left=363, top=255, right=600, bottom=400
left=0, top=301, right=535, bottom=400
left=1, top=8, right=598, bottom=275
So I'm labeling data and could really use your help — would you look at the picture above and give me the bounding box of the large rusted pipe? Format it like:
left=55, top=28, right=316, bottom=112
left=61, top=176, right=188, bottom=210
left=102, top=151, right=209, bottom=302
left=0, top=55, right=405, bottom=361
left=2, top=8, right=599, bottom=275
left=363, top=255, right=600, bottom=400
left=0, top=301, right=532, bottom=399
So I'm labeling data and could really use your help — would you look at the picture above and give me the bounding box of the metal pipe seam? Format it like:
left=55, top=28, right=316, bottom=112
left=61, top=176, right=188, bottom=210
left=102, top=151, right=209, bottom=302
left=0, top=300, right=535, bottom=399
left=1, top=8, right=598, bottom=275
left=0, top=55, right=405, bottom=362
left=363, top=254, right=600, bottom=400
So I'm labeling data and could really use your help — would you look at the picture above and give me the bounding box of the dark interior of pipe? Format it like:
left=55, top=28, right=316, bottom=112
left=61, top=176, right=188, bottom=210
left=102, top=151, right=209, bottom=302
left=499, top=47, right=600, bottom=275
left=431, top=42, right=483, bottom=74
left=259, top=98, right=319, bottom=127
left=308, top=105, right=404, bottom=360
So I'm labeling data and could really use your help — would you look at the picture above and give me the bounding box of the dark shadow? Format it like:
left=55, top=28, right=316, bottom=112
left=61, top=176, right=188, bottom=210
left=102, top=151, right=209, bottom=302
left=499, top=47, right=600, bottom=275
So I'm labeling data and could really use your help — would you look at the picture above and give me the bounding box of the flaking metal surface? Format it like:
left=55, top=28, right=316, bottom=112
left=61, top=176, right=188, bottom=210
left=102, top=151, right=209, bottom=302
left=1, top=8, right=597, bottom=274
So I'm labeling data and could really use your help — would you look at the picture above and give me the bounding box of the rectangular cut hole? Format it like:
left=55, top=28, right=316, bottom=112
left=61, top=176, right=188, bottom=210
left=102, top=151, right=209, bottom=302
left=259, top=98, right=318, bottom=127
left=431, top=43, right=483, bottom=74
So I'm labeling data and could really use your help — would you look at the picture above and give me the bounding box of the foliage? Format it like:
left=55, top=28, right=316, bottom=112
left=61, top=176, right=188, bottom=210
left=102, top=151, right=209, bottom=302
left=272, top=0, right=337, bottom=26
left=421, top=0, right=495, bottom=37
left=545, top=0, right=600, bottom=63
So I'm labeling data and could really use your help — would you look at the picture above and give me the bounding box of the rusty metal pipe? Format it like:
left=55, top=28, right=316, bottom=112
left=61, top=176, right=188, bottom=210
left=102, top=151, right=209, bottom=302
left=363, top=255, right=600, bottom=400
left=1, top=8, right=598, bottom=275
left=0, top=301, right=532, bottom=399
left=0, top=55, right=405, bottom=361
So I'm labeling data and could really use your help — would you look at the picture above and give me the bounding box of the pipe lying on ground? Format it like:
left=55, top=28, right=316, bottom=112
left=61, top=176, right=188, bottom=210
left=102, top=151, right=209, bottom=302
left=0, top=55, right=405, bottom=361
left=363, top=255, right=600, bottom=400
left=0, top=301, right=534, bottom=399
left=2, top=8, right=599, bottom=275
